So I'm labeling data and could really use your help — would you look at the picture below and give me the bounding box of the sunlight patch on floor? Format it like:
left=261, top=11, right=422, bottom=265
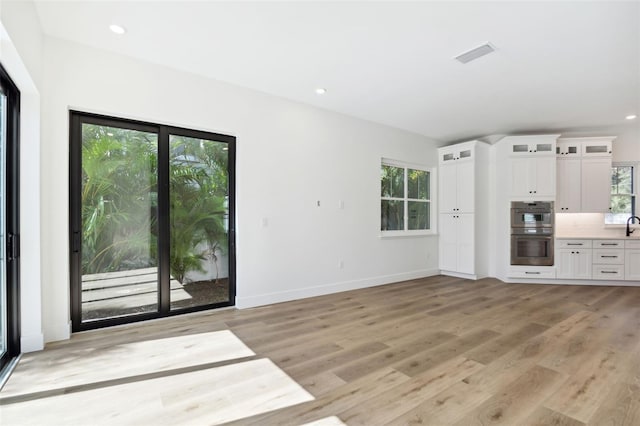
left=0, top=358, right=314, bottom=425
left=1, top=330, right=255, bottom=398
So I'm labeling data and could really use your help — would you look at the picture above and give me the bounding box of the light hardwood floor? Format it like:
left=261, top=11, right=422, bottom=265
left=2, top=275, right=640, bottom=425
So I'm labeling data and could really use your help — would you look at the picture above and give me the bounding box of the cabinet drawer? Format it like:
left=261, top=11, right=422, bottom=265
left=508, top=268, right=556, bottom=279
left=592, top=265, right=625, bottom=280
left=593, top=240, right=625, bottom=249
left=556, top=239, right=592, bottom=249
left=592, top=249, right=625, bottom=265
left=625, top=240, right=640, bottom=249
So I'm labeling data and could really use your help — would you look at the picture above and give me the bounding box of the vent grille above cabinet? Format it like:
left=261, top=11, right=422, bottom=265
left=455, top=43, right=496, bottom=64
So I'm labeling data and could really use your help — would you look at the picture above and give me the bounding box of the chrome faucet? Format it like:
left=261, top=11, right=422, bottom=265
left=626, top=216, right=640, bottom=237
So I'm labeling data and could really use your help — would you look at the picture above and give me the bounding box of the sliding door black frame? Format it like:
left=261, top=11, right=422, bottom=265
left=0, top=63, right=21, bottom=375
left=69, top=111, right=236, bottom=332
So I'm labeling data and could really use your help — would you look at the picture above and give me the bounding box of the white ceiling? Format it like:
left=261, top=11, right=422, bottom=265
left=33, top=1, right=640, bottom=143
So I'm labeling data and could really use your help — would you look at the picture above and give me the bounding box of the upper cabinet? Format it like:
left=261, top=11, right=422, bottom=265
left=438, top=141, right=480, bottom=213
left=581, top=138, right=613, bottom=157
left=510, top=141, right=555, bottom=156
left=556, top=140, right=581, bottom=157
left=556, top=137, right=615, bottom=213
left=439, top=145, right=474, bottom=164
left=504, top=135, right=559, bottom=200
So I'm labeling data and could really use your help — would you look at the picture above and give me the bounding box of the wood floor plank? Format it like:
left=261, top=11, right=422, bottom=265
left=385, top=380, right=492, bottom=425
left=339, top=356, right=485, bottom=425
left=454, top=365, right=567, bottom=426
left=587, top=382, right=640, bottom=426
left=544, top=347, right=629, bottom=422
left=521, top=407, right=585, bottom=426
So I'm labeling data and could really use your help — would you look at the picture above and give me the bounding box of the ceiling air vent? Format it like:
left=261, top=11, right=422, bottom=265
left=455, top=43, right=495, bottom=64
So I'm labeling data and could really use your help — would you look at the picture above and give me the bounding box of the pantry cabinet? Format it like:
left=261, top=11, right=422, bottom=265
left=438, top=140, right=489, bottom=279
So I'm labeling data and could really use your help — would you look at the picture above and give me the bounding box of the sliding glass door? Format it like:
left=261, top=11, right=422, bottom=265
left=0, top=64, right=20, bottom=377
left=70, top=112, right=235, bottom=331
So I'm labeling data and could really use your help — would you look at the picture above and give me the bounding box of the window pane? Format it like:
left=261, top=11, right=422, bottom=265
left=408, top=201, right=429, bottom=230
left=408, top=169, right=429, bottom=200
left=381, top=200, right=404, bottom=231
left=605, top=194, right=636, bottom=224
left=381, top=165, right=404, bottom=198
left=612, top=166, right=633, bottom=194
left=170, top=135, right=230, bottom=310
left=80, top=124, right=159, bottom=321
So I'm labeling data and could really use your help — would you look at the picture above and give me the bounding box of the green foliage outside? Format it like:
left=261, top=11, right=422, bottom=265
left=81, top=124, right=228, bottom=284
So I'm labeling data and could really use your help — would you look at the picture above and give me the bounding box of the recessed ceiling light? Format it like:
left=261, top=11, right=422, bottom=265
left=315, top=88, right=327, bottom=95
left=626, top=114, right=637, bottom=120
left=109, top=24, right=126, bottom=35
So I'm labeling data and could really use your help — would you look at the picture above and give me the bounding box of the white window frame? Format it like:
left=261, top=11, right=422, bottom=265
left=605, top=161, right=638, bottom=226
left=380, top=158, right=437, bottom=237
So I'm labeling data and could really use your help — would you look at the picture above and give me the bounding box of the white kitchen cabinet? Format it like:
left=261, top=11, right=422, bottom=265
left=439, top=213, right=474, bottom=275
left=591, top=240, right=625, bottom=280
left=503, top=135, right=557, bottom=200
left=439, top=160, right=474, bottom=213
left=438, top=140, right=489, bottom=279
left=582, top=138, right=613, bottom=157
left=509, top=141, right=555, bottom=156
left=556, top=140, right=581, bottom=157
left=439, top=145, right=474, bottom=163
left=625, top=240, right=640, bottom=281
left=556, top=248, right=592, bottom=279
left=556, top=158, right=581, bottom=212
left=555, top=137, right=615, bottom=214
left=625, top=252, right=640, bottom=280
left=581, top=158, right=612, bottom=213
left=510, top=156, right=556, bottom=199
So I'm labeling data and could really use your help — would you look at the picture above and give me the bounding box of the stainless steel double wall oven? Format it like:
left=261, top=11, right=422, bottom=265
left=510, top=201, right=554, bottom=266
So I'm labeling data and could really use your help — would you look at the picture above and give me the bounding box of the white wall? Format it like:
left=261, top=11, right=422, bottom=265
left=0, top=0, right=44, bottom=351
left=40, top=37, right=440, bottom=342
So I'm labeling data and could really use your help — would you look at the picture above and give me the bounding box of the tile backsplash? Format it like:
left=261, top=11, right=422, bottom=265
left=555, top=213, right=627, bottom=238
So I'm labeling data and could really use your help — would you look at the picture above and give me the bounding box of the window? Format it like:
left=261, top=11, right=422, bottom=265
left=381, top=159, right=434, bottom=235
left=605, top=164, right=637, bottom=225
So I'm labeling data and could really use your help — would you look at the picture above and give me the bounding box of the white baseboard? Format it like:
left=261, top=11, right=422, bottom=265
left=440, top=270, right=479, bottom=280
left=236, top=269, right=440, bottom=309
left=20, top=332, right=44, bottom=352
left=43, top=321, right=72, bottom=345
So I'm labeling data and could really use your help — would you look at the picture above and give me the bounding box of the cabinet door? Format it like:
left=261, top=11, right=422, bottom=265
left=534, top=157, right=556, bottom=198
left=456, top=214, right=475, bottom=274
left=439, top=164, right=458, bottom=213
left=556, top=159, right=581, bottom=212
left=556, top=249, right=574, bottom=278
left=510, top=157, right=531, bottom=197
left=582, top=140, right=612, bottom=157
left=556, top=248, right=592, bottom=279
left=625, top=250, right=640, bottom=280
left=439, top=214, right=458, bottom=272
left=456, top=161, right=475, bottom=213
left=573, top=250, right=593, bottom=279
left=557, top=141, right=581, bottom=157
left=581, top=158, right=611, bottom=213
